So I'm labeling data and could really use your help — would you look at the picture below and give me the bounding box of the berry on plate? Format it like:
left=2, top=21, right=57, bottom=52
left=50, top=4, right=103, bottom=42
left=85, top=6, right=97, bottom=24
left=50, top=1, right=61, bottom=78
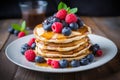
left=35, top=56, right=45, bottom=63
left=70, top=60, right=80, bottom=67
left=51, top=60, right=60, bottom=68
left=52, top=22, right=63, bottom=33
left=47, top=59, right=52, bottom=65
left=31, top=42, right=36, bottom=49
left=56, top=9, right=67, bottom=20
left=96, top=49, right=103, bottom=57
left=65, top=13, right=77, bottom=24
left=18, top=31, right=25, bottom=38
left=80, top=58, right=89, bottom=65
left=25, top=50, right=36, bottom=62
left=86, top=54, right=94, bottom=62
left=59, top=59, right=68, bottom=68
left=62, top=27, right=72, bottom=36
left=20, top=43, right=31, bottom=55
left=28, top=38, right=36, bottom=46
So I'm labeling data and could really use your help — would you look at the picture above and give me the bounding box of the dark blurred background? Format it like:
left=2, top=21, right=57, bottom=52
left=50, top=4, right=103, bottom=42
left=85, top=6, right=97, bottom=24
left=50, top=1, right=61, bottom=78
left=0, top=0, right=120, bottom=19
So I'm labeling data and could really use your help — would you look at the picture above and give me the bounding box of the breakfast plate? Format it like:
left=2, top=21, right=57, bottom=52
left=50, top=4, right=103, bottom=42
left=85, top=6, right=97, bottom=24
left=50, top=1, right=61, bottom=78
left=5, top=34, right=117, bottom=73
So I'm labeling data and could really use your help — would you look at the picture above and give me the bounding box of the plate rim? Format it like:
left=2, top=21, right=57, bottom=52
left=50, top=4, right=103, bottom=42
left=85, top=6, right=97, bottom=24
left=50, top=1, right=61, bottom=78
left=5, top=34, right=118, bottom=73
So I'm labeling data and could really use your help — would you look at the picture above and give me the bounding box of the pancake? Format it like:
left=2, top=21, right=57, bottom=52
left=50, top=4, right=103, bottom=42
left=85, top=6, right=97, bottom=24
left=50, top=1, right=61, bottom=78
left=34, top=24, right=91, bottom=43
left=34, top=23, right=92, bottom=61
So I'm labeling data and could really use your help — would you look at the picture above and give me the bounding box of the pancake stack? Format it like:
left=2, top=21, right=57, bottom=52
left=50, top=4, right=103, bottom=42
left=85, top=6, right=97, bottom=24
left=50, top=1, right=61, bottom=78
left=34, top=24, right=92, bottom=61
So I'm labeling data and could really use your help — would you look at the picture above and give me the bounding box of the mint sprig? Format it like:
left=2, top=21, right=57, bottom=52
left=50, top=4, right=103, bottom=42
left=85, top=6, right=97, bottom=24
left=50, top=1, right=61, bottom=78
left=11, top=21, right=28, bottom=35
left=58, top=2, right=78, bottom=14
left=58, top=2, right=67, bottom=10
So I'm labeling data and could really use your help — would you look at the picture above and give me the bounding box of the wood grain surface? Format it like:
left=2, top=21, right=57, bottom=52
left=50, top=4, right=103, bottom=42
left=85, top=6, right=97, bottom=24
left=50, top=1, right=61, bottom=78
left=0, top=17, right=120, bottom=80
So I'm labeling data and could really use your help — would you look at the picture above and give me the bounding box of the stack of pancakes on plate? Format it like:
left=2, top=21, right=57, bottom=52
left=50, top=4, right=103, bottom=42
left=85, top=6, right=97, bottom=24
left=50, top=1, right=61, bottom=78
left=34, top=24, right=92, bottom=61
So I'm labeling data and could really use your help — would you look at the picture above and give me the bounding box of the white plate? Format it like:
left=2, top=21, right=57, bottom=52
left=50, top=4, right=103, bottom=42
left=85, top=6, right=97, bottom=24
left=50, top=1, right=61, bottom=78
left=5, top=34, right=117, bottom=73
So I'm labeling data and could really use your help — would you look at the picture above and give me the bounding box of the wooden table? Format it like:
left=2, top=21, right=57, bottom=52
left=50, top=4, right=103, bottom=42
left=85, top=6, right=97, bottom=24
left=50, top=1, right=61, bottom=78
left=0, top=17, right=120, bottom=80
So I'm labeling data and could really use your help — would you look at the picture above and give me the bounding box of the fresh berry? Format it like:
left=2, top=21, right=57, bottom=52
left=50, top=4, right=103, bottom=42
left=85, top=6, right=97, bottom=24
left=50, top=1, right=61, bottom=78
left=28, top=38, right=36, bottom=46
left=43, top=23, right=52, bottom=31
left=62, top=27, right=72, bottom=36
left=21, top=43, right=31, bottom=55
left=47, top=59, right=52, bottom=65
left=20, top=48, right=26, bottom=55
left=51, top=60, right=60, bottom=68
left=52, top=22, right=63, bottom=33
left=65, top=13, right=77, bottom=24
left=56, top=9, right=67, bottom=20
left=59, top=59, right=68, bottom=68
left=18, top=31, right=25, bottom=38
left=86, top=54, right=94, bottom=62
left=94, top=44, right=100, bottom=49
left=52, top=17, right=60, bottom=22
left=70, top=60, right=80, bottom=67
left=61, top=20, right=68, bottom=27
left=35, top=56, right=45, bottom=63
left=69, top=22, right=79, bottom=30
left=25, top=50, right=36, bottom=61
left=90, top=44, right=100, bottom=51
left=14, top=30, right=20, bottom=36
left=80, top=58, right=89, bottom=65
left=96, top=49, right=103, bottom=57
left=31, top=43, right=36, bottom=49
left=8, top=27, right=14, bottom=34
left=77, top=17, right=84, bottom=28
left=21, top=43, right=31, bottom=49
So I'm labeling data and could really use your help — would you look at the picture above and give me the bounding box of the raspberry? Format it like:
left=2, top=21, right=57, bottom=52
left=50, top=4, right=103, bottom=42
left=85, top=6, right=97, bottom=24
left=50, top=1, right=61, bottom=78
left=51, top=60, right=60, bottom=68
left=96, top=49, right=103, bottom=57
left=25, top=49, right=36, bottom=61
left=28, top=38, right=36, bottom=46
left=55, top=9, right=67, bottom=20
left=52, top=22, right=63, bottom=33
left=18, top=32, right=25, bottom=38
left=65, top=13, right=77, bottom=24
left=47, top=59, right=52, bottom=65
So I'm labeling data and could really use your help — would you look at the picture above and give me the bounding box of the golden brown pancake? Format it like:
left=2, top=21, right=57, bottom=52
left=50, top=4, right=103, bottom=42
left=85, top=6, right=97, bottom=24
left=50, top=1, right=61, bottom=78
left=34, top=24, right=92, bottom=61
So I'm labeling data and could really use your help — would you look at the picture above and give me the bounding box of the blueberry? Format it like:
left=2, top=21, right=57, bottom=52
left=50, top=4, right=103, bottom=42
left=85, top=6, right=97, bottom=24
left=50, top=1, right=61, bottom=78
left=77, top=17, right=84, bottom=28
left=59, top=59, right=68, bottom=68
left=62, top=27, right=72, bottom=36
left=52, top=17, right=60, bottom=22
left=31, top=43, right=36, bottom=49
left=92, top=47, right=99, bottom=55
left=8, top=27, right=14, bottom=34
left=20, top=48, right=26, bottom=55
left=80, top=58, right=89, bottom=65
left=61, top=20, right=68, bottom=27
left=90, top=44, right=100, bottom=51
left=21, top=43, right=31, bottom=54
left=21, top=43, right=31, bottom=49
left=94, top=44, right=100, bottom=49
left=43, top=23, right=52, bottom=31
left=35, top=56, right=45, bottom=63
left=69, top=22, right=79, bottom=30
left=14, top=30, right=20, bottom=36
left=86, top=54, right=94, bottom=62
left=70, top=60, right=80, bottom=67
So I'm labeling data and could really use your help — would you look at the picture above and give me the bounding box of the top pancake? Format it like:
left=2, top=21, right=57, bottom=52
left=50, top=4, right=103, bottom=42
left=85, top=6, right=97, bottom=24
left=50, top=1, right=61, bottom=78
left=34, top=24, right=91, bottom=43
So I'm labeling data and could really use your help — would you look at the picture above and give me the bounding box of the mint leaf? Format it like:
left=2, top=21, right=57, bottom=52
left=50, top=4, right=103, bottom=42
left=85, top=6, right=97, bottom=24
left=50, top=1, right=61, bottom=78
left=58, top=2, right=67, bottom=10
left=68, top=8, right=78, bottom=13
left=11, top=24, right=21, bottom=31
left=21, top=21, right=26, bottom=31
left=66, top=7, right=70, bottom=12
